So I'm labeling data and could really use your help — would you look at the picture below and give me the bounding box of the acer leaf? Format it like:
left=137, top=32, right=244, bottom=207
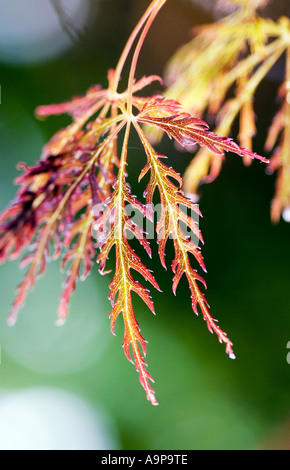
left=138, top=97, right=268, bottom=163
left=163, top=2, right=287, bottom=207
left=0, top=0, right=268, bottom=404
left=134, top=121, right=234, bottom=358
left=97, top=172, right=160, bottom=404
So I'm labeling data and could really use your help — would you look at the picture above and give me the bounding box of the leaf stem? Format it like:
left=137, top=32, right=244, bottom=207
left=126, top=0, right=167, bottom=115
left=111, top=0, right=167, bottom=95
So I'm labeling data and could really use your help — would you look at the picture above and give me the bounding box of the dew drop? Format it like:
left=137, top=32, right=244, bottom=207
left=185, top=192, right=199, bottom=203
left=6, top=316, right=16, bottom=327
left=55, top=318, right=66, bottom=327
left=282, top=207, right=290, bottom=223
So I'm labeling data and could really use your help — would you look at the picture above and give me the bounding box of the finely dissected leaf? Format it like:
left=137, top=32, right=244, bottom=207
left=0, top=0, right=269, bottom=404
left=162, top=2, right=287, bottom=203
left=138, top=97, right=268, bottom=163
left=96, top=126, right=161, bottom=404
left=265, top=67, right=290, bottom=223
left=58, top=209, right=95, bottom=324
left=135, top=122, right=234, bottom=357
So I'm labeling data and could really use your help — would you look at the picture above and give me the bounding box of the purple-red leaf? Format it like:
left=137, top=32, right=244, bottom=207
left=138, top=97, right=269, bottom=163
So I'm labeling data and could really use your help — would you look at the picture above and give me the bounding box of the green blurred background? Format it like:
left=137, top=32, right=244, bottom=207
left=1, top=0, right=290, bottom=450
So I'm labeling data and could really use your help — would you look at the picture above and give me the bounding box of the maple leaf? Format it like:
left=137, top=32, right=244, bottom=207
left=262, top=39, right=290, bottom=223
left=133, top=117, right=235, bottom=358
left=96, top=142, right=161, bottom=405
left=162, top=2, right=287, bottom=200
left=138, top=96, right=268, bottom=162
left=0, top=0, right=268, bottom=404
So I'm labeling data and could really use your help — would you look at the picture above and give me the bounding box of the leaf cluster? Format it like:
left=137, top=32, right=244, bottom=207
left=164, top=0, right=290, bottom=221
left=0, top=0, right=269, bottom=404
